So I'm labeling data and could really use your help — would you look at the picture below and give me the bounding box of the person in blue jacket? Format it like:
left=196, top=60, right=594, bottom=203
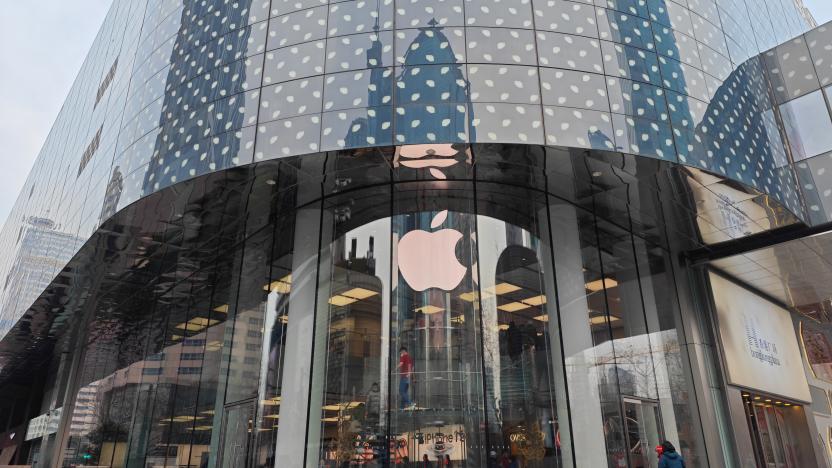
left=658, top=440, right=685, bottom=468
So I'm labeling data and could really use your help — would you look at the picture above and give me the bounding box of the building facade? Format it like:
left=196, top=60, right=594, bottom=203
left=2, top=0, right=832, bottom=467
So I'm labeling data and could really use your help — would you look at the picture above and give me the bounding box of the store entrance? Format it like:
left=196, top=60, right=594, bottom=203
left=742, top=394, right=800, bottom=468
left=622, top=397, right=663, bottom=468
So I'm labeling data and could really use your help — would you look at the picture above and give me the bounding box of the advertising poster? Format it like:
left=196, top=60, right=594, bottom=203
left=709, top=272, right=811, bottom=402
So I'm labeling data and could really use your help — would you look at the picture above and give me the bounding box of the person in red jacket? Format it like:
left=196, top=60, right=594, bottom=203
left=398, top=346, right=414, bottom=409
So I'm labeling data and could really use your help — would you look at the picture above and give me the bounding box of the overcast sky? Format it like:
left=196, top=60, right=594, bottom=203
left=0, top=1, right=831, bottom=230
left=0, top=1, right=112, bottom=229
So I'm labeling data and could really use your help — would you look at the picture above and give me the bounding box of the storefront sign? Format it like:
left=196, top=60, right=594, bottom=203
left=709, top=272, right=811, bottom=402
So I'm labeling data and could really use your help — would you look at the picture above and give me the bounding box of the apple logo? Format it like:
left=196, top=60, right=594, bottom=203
left=397, top=210, right=467, bottom=292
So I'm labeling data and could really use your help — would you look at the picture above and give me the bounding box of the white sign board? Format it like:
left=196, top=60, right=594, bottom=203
left=25, top=408, right=62, bottom=441
left=709, top=272, right=811, bottom=402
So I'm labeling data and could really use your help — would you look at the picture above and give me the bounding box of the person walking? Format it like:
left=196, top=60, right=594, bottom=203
left=487, top=451, right=499, bottom=468
left=499, top=450, right=511, bottom=468
left=365, top=382, right=381, bottom=428
left=398, top=346, right=414, bottom=409
left=657, top=441, right=685, bottom=468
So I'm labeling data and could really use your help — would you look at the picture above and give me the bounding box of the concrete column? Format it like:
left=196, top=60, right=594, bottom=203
left=274, top=206, right=327, bottom=467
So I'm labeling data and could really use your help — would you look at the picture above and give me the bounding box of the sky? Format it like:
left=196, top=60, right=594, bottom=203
left=0, top=1, right=830, bottom=230
left=0, top=1, right=112, bottom=229
left=805, top=0, right=832, bottom=25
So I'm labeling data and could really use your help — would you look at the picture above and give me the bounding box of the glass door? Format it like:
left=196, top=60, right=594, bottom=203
left=745, top=398, right=798, bottom=468
left=217, top=400, right=256, bottom=468
left=622, top=398, right=663, bottom=468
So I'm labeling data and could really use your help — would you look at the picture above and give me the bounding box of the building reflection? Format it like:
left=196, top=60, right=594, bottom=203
left=0, top=217, right=81, bottom=334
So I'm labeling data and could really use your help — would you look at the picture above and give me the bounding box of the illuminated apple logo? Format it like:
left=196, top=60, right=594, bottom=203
left=397, top=210, right=466, bottom=292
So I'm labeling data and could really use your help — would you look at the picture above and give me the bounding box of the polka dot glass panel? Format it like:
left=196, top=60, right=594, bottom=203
left=16, top=0, right=821, bottom=250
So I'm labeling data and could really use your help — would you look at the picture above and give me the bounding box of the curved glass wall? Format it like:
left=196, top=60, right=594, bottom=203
left=50, top=173, right=705, bottom=468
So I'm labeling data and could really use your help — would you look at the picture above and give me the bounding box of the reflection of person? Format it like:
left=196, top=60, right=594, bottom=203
left=500, top=450, right=511, bottom=468
left=365, top=382, right=381, bottom=427
left=487, top=451, right=499, bottom=468
left=398, top=346, right=414, bottom=409
left=422, top=454, right=431, bottom=467
left=657, top=441, right=685, bottom=468
left=444, top=454, right=452, bottom=466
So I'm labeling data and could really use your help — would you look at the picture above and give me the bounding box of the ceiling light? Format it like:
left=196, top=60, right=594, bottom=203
left=175, top=317, right=219, bottom=332
left=264, top=414, right=280, bottom=419
left=265, top=179, right=276, bottom=185
left=589, top=315, right=621, bottom=326
left=264, top=274, right=292, bottom=294
left=322, top=416, right=351, bottom=422
left=189, top=317, right=217, bottom=327
left=415, top=305, right=443, bottom=314
left=191, top=425, right=213, bottom=431
left=328, top=295, right=358, bottom=307
left=498, top=302, right=531, bottom=312
left=169, top=415, right=204, bottom=423
left=585, top=278, right=618, bottom=292
left=213, top=304, right=228, bottom=313
left=484, top=282, right=521, bottom=295
left=176, top=323, right=203, bottom=332
left=533, top=314, right=548, bottom=322
left=341, top=287, right=378, bottom=300
left=521, top=295, right=546, bottom=306
left=459, top=291, right=483, bottom=302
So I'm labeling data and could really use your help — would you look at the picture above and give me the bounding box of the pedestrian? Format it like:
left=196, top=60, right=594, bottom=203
left=657, top=441, right=685, bottom=468
left=499, top=449, right=511, bottom=468
left=444, top=454, right=451, bottom=466
left=398, top=346, right=414, bottom=409
left=422, top=453, right=431, bottom=467
left=365, top=382, right=381, bottom=428
left=487, top=450, right=499, bottom=468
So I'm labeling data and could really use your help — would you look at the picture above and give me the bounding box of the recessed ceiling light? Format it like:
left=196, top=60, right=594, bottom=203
left=585, top=278, right=618, bottom=292
left=521, top=295, right=546, bottom=306
left=415, top=305, right=443, bottom=314
left=265, top=179, right=276, bottom=185
left=484, top=282, right=521, bottom=295
left=341, top=287, right=378, bottom=300
left=497, top=302, right=531, bottom=312
left=328, top=295, right=357, bottom=307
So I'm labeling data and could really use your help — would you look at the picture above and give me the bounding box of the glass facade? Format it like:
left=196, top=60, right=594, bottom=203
left=3, top=0, right=832, bottom=467
left=32, top=167, right=706, bottom=467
